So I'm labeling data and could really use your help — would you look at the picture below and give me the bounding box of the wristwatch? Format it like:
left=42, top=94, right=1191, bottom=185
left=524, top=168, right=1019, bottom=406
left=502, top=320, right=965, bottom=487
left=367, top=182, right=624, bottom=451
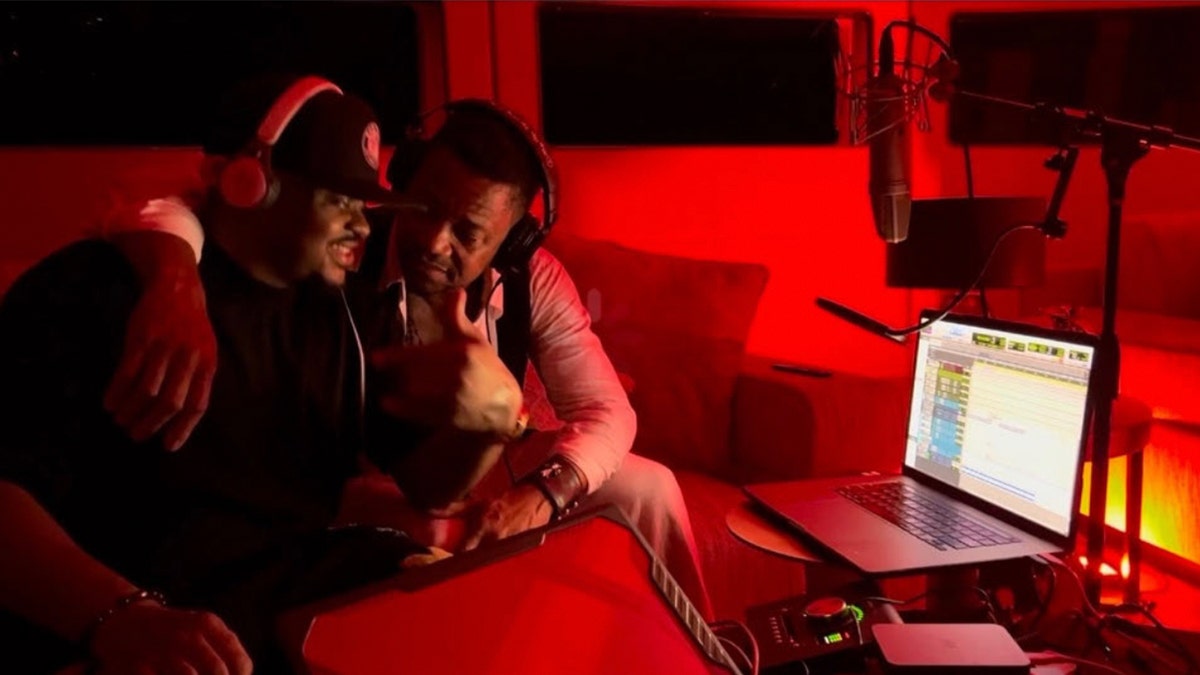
left=523, top=456, right=588, bottom=521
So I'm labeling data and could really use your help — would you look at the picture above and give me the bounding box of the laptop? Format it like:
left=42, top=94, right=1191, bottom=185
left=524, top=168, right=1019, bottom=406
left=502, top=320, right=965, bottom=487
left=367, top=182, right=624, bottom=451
left=745, top=311, right=1099, bottom=575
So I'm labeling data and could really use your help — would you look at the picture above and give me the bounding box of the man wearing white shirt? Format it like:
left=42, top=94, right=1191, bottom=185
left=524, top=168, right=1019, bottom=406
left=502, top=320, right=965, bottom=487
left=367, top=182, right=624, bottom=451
left=106, top=100, right=714, bottom=619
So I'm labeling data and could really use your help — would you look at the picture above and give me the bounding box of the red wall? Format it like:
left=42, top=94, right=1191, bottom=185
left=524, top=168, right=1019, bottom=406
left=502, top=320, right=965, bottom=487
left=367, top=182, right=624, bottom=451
left=0, top=149, right=200, bottom=286
left=1, top=0, right=1197, bottom=568
left=483, top=0, right=1200, bottom=376
left=913, top=0, right=1200, bottom=273
left=489, top=1, right=931, bottom=377
left=3, top=1, right=1198, bottom=379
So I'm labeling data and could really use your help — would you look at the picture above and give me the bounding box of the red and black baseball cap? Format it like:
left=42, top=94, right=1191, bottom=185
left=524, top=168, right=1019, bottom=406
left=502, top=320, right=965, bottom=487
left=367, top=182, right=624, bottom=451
left=205, top=74, right=402, bottom=205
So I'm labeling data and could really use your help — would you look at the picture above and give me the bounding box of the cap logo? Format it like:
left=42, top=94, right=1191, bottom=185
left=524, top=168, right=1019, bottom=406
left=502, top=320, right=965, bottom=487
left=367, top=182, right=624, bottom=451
left=362, top=122, right=381, bottom=170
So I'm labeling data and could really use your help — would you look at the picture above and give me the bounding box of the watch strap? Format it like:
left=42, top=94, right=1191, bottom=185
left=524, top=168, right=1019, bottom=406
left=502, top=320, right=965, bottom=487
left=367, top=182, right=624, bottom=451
left=523, top=456, right=587, bottom=521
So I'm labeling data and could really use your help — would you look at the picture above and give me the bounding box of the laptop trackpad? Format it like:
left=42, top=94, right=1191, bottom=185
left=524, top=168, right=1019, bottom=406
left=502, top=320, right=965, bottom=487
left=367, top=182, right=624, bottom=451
left=789, top=497, right=934, bottom=573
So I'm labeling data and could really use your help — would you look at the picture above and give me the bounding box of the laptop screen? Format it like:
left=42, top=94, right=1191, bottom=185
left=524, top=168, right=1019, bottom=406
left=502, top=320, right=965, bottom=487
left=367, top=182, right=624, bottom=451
left=904, top=315, right=1096, bottom=538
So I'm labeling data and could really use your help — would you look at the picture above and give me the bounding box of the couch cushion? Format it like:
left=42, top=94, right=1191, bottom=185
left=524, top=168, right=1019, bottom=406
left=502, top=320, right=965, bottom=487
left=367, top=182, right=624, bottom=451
left=731, top=356, right=911, bottom=483
left=545, top=234, right=769, bottom=476
left=0, top=260, right=31, bottom=299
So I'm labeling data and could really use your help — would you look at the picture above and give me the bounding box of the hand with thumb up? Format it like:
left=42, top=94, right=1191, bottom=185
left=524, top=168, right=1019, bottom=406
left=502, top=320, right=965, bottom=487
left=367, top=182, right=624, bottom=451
left=370, top=288, right=524, bottom=436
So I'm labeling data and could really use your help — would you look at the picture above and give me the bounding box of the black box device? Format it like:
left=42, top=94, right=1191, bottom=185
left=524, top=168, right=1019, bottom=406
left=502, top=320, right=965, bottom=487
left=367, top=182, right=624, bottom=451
left=872, top=623, right=1031, bottom=674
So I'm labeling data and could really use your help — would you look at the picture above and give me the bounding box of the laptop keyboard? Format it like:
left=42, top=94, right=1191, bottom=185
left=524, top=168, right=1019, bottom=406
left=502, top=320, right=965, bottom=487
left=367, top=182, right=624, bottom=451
left=836, top=482, right=1021, bottom=551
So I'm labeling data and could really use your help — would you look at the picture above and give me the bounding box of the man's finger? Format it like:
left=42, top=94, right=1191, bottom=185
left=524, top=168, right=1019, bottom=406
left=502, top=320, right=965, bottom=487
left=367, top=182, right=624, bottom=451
left=436, top=288, right=483, bottom=341
left=104, top=336, right=152, bottom=412
left=161, top=358, right=214, bottom=452
left=461, top=523, right=487, bottom=552
left=203, top=624, right=253, bottom=675
left=461, top=504, right=506, bottom=552
left=128, top=350, right=198, bottom=441
left=424, top=499, right=475, bottom=518
left=186, top=636, right=231, bottom=675
left=161, top=660, right=200, bottom=675
left=133, top=340, right=174, bottom=399
left=111, top=341, right=173, bottom=429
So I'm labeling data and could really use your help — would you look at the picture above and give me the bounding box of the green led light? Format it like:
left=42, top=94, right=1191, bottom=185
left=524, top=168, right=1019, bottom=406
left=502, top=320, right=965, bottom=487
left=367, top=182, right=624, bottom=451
left=849, top=605, right=865, bottom=622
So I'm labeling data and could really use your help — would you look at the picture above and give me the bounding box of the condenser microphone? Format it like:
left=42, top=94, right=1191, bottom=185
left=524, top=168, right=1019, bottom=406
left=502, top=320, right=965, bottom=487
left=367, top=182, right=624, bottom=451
left=866, top=31, right=912, bottom=243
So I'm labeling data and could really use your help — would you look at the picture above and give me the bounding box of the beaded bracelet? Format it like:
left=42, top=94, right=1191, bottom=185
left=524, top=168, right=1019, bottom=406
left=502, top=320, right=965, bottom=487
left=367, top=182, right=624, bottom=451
left=82, top=589, right=167, bottom=646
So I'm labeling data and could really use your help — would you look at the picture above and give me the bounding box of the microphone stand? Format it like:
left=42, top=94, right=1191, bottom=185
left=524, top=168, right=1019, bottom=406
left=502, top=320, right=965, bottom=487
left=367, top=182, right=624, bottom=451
left=950, top=89, right=1200, bottom=606
left=823, top=82, right=1200, bottom=607
left=816, top=143, right=1076, bottom=342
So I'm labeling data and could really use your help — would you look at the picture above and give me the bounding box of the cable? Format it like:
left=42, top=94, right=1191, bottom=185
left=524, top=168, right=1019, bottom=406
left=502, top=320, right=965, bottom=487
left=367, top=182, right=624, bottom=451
left=478, top=275, right=519, bottom=486
left=1103, top=604, right=1200, bottom=674
left=1039, top=553, right=1103, bottom=619
left=339, top=288, right=367, bottom=413
left=882, top=19, right=955, bottom=59
left=1028, top=650, right=1131, bottom=675
left=879, top=222, right=1041, bottom=338
left=963, top=141, right=975, bottom=198
left=710, top=619, right=761, bottom=675
left=716, top=636, right=755, bottom=675
left=1033, top=554, right=1116, bottom=659
left=862, top=591, right=929, bottom=607
left=963, top=137, right=984, bottom=319
left=1024, top=556, right=1058, bottom=639
left=483, top=275, right=505, bottom=346
left=971, top=585, right=1001, bottom=624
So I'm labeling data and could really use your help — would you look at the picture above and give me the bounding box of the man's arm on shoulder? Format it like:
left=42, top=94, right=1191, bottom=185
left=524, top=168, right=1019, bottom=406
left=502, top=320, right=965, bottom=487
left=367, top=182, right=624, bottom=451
left=527, top=249, right=637, bottom=494
left=102, top=198, right=216, bottom=452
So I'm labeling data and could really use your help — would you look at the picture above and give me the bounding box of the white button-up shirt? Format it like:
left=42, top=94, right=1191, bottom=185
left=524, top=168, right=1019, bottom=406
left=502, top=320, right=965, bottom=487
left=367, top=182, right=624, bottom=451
left=379, top=230, right=636, bottom=493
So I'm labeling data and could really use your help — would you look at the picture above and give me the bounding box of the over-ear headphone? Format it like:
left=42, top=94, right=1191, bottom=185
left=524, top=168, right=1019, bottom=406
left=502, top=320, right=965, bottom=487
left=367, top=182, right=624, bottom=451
left=218, top=76, right=344, bottom=209
left=387, top=99, right=558, bottom=277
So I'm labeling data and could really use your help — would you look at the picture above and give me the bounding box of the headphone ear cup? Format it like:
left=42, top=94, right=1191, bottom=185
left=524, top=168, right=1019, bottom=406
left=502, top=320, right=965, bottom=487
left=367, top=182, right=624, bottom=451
left=493, top=215, right=546, bottom=275
left=219, top=155, right=270, bottom=209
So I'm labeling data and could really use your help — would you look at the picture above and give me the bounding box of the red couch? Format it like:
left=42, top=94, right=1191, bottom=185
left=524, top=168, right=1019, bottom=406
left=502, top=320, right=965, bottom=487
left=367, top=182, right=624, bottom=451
left=541, top=235, right=912, bottom=620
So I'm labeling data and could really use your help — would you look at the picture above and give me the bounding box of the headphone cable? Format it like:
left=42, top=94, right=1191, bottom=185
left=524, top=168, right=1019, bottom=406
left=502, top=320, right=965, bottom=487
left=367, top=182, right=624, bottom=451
left=483, top=274, right=519, bottom=487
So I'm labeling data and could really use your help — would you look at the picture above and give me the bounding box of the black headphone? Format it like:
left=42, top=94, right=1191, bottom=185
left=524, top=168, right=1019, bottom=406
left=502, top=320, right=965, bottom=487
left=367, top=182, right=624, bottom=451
left=216, top=76, right=344, bottom=209
left=387, top=99, right=558, bottom=277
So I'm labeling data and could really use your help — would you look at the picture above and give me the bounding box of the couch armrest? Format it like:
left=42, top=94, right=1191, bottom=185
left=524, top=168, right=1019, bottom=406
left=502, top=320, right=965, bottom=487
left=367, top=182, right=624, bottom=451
left=727, top=355, right=911, bottom=484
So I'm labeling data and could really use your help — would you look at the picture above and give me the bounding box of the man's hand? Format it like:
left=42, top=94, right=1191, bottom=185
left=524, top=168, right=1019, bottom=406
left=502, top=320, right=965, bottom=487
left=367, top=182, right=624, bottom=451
left=461, top=483, right=554, bottom=551
left=104, top=248, right=216, bottom=452
left=89, top=602, right=252, bottom=675
left=371, top=288, right=522, bottom=435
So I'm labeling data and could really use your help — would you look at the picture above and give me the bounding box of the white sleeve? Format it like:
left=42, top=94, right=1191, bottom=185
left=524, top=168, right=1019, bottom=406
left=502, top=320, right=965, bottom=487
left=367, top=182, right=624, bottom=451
left=527, top=249, right=637, bottom=493
left=102, top=197, right=206, bottom=263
